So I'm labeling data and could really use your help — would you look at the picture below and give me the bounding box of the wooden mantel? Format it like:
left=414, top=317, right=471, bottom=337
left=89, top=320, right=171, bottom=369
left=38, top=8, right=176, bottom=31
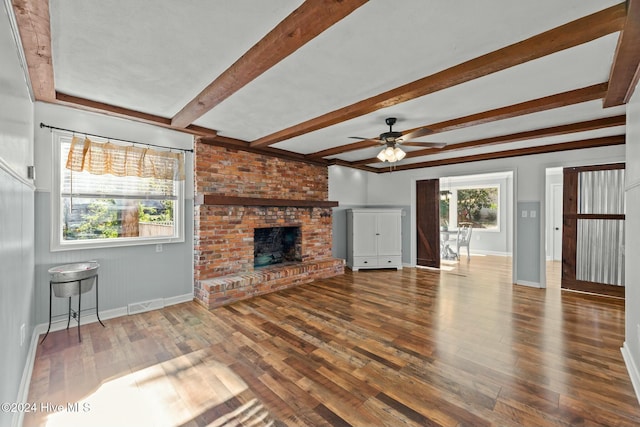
left=195, top=195, right=338, bottom=208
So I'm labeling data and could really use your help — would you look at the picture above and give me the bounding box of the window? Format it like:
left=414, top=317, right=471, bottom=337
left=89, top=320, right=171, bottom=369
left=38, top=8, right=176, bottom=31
left=440, top=185, right=499, bottom=231
left=51, top=132, right=185, bottom=251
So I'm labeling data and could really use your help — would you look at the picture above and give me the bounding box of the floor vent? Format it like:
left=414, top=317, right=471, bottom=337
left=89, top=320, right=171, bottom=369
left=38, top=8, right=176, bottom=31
left=127, top=298, right=164, bottom=315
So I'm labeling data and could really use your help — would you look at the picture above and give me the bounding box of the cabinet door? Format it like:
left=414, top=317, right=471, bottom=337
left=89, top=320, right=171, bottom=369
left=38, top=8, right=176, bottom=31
left=352, top=212, right=378, bottom=257
left=376, top=212, right=402, bottom=256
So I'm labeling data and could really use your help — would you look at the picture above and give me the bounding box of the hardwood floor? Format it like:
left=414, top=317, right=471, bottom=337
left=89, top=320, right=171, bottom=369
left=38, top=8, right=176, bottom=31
left=25, top=256, right=639, bottom=426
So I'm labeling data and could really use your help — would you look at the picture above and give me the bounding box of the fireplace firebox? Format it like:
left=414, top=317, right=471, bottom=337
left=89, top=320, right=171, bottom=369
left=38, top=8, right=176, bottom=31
left=254, top=226, right=301, bottom=267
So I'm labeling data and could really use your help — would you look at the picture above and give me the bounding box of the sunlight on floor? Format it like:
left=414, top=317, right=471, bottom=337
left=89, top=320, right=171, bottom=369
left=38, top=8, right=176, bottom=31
left=40, top=349, right=274, bottom=427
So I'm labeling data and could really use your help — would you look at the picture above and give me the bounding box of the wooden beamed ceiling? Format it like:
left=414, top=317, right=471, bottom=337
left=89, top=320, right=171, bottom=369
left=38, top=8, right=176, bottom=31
left=10, top=1, right=639, bottom=173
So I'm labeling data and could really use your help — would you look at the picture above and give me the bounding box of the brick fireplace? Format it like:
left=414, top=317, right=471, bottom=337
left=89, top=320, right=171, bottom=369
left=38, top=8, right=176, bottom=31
left=193, top=141, right=344, bottom=309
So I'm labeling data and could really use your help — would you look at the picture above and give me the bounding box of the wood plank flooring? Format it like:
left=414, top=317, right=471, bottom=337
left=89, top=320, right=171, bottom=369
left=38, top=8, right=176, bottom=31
left=25, top=256, right=639, bottom=426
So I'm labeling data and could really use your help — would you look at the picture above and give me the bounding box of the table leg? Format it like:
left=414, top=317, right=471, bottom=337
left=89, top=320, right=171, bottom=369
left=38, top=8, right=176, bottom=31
left=40, top=282, right=53, bottom=344
left=78, top=286, right=82, bottom=342
left=96, top=275, right=105, bottom=327
left=66, top=297, right=72, bottom=329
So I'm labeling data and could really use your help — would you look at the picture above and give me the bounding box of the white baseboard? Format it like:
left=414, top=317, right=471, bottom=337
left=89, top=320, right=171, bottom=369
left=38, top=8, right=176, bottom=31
left=33, top=293, right=193, bottom=337
left=13, top=324, right=40, bottom=427
left=164, top=293, right=194, bottom=306
left=515, top=280, right=542, bottom=288
left=16, top=292, right=195, bottom=426
left=621, top=342, right=640, bottom=405
left=471, top=250, right=512, bottom=257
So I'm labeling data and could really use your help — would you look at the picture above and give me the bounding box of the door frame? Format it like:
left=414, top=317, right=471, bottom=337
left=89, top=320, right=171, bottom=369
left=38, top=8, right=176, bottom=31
left=561, top=163, right=625, bottom=298
left=411, top=170, right=515, bottom=283
left=551, top=183, right=563, bottom=261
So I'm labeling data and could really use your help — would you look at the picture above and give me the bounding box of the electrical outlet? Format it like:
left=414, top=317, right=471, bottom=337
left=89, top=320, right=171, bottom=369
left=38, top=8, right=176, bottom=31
left=20, top=324, right=25, bottom=347
left=156, top=244, right=163, bottom=253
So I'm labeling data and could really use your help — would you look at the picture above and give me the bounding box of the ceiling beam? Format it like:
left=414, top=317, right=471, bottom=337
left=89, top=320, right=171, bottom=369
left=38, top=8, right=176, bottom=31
left=604, top=0, right=640, bottom=106
left=54, top=92, right=218, bottom=137
left=309, top=83, right=609, bottom=159
left=327, top=159, right=380, bottom=173
left=11, top=0, right=54, bottom=101
left=170, top=0, right=368, bottom=128
left=380, top=135, right=625, bottom=173
left=351, top=115, right=626, bottom=166
left=251, top=4, right=626, bottom=148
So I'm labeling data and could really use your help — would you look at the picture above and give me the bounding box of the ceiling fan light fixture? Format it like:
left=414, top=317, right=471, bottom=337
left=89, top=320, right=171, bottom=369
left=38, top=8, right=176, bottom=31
left=384, top=146, right=395, bottom=157
left=377, top=144, right=406, bottom=163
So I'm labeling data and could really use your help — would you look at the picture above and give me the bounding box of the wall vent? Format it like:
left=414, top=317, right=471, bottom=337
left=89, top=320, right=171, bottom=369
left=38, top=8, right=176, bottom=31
left=127, top=298, right=164, bottom=315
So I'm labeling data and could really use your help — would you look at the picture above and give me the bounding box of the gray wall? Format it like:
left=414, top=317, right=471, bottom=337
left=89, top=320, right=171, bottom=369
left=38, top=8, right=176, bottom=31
left=0, top=4, right=35, bottom=426
left=33, top=102, right=195, bottom=325
left=358, top=146, right=625, bottom=286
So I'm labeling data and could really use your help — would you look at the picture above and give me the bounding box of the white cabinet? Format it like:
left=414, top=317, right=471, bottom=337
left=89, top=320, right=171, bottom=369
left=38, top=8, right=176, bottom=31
left=346, top=209, right=403, bottom=271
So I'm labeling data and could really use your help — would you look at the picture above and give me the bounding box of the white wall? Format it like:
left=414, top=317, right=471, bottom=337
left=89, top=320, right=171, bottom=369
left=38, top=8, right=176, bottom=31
left=623, top=83, right=640, bottom=402
left=33, top=103, right=195, bottom=325
left=0, top=4, right=35, bottom=427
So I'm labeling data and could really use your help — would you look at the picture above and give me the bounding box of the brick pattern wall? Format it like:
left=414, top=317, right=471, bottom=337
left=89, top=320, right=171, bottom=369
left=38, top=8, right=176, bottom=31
left=193, top=142, right=342, bottom=307
left=194, top=204, right=333, bottom=281
left=195, top=143, right=329, bottom=199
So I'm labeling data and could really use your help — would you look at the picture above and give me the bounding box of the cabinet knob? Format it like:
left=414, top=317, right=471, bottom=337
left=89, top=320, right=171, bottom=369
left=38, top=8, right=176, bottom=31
left=363, top=261, right=368, bottom=264
left=387, top=260, right=391, bottom=263
left=375, top=233, right=380, bottom=235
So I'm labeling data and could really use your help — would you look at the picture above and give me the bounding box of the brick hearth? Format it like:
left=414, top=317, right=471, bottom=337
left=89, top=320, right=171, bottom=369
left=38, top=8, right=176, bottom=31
left=193, top=141, right=344, bottom=309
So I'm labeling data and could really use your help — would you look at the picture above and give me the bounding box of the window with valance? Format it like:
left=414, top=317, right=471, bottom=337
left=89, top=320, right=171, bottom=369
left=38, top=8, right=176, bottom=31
left=51, top=133, right=186, bottom=251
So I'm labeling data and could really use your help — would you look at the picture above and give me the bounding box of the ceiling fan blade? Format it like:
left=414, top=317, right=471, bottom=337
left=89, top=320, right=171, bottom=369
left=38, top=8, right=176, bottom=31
left=400, top=141, right=446, bottom=148
left=397, top=126, right=433, bottom=142
left=349, top=136, right=382, bottom=144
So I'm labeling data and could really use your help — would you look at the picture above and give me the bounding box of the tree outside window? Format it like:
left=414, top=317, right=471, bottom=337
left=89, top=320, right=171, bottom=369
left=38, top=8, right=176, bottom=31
left=441, top=186, right=499, bottom=230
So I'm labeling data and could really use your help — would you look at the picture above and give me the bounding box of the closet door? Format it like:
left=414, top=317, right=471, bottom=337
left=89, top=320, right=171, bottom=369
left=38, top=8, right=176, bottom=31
left=416, top=179, right=440, bottom=268
left=562, top=164, right=625, bottom=298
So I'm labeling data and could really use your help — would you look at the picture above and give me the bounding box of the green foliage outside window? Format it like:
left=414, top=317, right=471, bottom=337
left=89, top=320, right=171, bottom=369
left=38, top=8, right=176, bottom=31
left=64, top=199, right=119, bottom=240
left=457, top=188, right=498, bottom=228
left=138, top=200, right=174, bottom=223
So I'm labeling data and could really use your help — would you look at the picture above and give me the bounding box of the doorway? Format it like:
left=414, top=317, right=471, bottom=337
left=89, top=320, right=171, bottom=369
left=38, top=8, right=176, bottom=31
left=416, top=171, right=513, bottom=271
left=545, top=167, right=563, bottom=287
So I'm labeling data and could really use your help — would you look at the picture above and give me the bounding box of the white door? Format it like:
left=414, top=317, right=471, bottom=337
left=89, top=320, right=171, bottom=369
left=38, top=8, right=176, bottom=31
left=352, top=212, right=378, bottom=257
left=552, top=184, right=563, bottom=261
left=376, top=212, right=402, bottom=256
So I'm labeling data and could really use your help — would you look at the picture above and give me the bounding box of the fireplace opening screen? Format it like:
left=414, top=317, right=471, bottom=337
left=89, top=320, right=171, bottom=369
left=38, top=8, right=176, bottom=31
left=254, top=226, right=301, bottom=267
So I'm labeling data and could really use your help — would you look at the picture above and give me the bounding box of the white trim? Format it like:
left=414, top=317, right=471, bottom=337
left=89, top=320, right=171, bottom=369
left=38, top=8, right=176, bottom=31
left=515, top=279, right=542, bottom=288
left=33, top=292, right=194, bottom=337
left=441, top=182, right=501, bottom=232
left=469, top=250, right=512, bottom=257
left=165, top=293, right=195, bottom=306
left=12, top=326, right=39, bottom=427
left=49, top=131, right=185, bottom=251
left=2, top=0, right=35, bottom=101
left=622, top=343, right=640, bottom=405
left=0, top=156, right=34, bottom=189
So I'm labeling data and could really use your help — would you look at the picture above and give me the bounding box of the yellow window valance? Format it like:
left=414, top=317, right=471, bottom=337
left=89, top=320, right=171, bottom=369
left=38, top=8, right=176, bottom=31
left=65, top=136, right=185, bottom=181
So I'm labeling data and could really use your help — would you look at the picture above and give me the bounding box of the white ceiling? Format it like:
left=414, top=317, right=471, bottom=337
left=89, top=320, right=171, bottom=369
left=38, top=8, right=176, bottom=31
left=24, top=0, right=632, bottom=170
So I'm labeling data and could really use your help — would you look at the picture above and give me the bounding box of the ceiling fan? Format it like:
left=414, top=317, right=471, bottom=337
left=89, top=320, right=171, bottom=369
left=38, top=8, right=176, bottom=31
left=350, top=117, right=445, bottom=163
